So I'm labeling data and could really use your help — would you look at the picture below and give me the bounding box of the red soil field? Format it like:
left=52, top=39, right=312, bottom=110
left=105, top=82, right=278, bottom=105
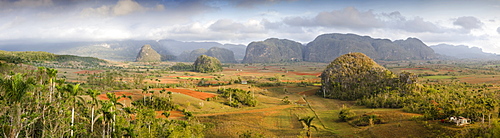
left=167, top=76, right=215, bottom=78
left=289, top=71, right=322, bottom=76
left=151, top=88, right=216, bottom=100
left=400, top=68, right=430, bottom=70
left=74, top=70, right=104, bottom=74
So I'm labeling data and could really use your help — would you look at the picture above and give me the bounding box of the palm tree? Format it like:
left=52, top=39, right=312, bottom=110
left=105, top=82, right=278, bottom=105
left=62, top=83, right=83, bottom=137
left=46, top=68, right=57, bottom=102
left=299, top=116, right=318, bottom=138
left=87, top=89, right=100, bottom=133
left=0, top=73, right=36, bottom=138
left=106, top=92, right=123, bottom=136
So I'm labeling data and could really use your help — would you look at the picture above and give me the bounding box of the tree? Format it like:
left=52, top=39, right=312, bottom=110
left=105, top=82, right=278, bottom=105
left=61, top=83, right=83, bottom=137
left=106, top=92, right=124, bottom=137
left=87, top=89, right=100, bottom=133
left=0, top=73, right=36, bottom=138
left=193, top=55, right=223, bottom=73
left=46, top=68, right=57, bottom=102
left=299, top=116, right=318, bottom=138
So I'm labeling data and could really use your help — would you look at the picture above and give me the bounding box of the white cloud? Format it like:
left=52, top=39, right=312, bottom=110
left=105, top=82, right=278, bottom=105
left=209, top=19, right=245, bottom=32
left=453, top=16, right=483, bottom=32
left=497, top=27, right=500, bottom=34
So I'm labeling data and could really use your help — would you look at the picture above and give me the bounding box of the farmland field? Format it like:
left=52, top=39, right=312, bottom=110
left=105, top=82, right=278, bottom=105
left=43, top=60, right=500, bottom=137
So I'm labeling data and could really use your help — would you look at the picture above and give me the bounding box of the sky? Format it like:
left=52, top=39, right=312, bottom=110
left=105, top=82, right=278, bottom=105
left=1, top=0, right=500, bottom=53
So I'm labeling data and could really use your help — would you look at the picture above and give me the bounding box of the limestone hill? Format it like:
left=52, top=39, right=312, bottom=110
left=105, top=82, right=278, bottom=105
left=135, top=44, right=161, bottom=62
left=305, top=33, right=437, bottom=62
left=177, top=47, right=236, bottom=63
left=320, top=52, right=417, bottom=100
left=242, top=38, right=303, bottom=63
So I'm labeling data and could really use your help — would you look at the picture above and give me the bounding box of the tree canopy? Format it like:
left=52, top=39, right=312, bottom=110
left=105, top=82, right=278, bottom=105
left=193, top=55, right=223, bottom=73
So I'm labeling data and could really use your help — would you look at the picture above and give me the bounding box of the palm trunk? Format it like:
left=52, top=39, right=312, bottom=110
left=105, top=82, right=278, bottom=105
left=71, top=107, right=74, bottom=137
left=91, top=107, right=94, bottom=132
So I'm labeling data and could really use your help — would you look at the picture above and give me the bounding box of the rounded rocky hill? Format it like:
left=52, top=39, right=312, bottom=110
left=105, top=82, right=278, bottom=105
left=242, top=38, right=303, bottom=63
left=320, top=53, right=407, bottom=100
left=193, top=55, right=223, bottom=73
left=205, top=47, right=237, bottom=63
left=135, top=44, right=161, bottom=62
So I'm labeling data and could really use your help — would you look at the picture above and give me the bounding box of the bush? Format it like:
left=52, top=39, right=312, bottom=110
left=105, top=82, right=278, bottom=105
left=339, top=106, right=356, bottom=122
left=351, top=115, right=382, bottom=126
left=218, top=88, right=258, bottom=107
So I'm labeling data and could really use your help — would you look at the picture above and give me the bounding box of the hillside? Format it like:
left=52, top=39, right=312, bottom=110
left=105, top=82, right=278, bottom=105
left=177, top=47, right=237, bottom=63
left=242, top=38, right=303, bottom=63
left=0, top=40, right=246, bottom=61
left=320, top=52, right=417, bottom=100
left=135, top=44, right=162, bottom=62
left=431, top=44, right=500, bottom=59
left=304, top=33, right=437, bottom=62
left=0, top=50, right=107, bottom=66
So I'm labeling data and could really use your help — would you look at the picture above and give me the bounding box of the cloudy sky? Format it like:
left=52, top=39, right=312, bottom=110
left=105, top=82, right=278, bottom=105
left=1, top=0, right=500, bottom=53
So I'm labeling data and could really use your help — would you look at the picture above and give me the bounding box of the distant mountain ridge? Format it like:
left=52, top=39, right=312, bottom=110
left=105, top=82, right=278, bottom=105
left=304, top=33, right=437, bottom=62
left=430, top=44, right=500, bottom=59
left=0, top=40, right=246, bottom=61
left=177, top=47, right=237, bottom=63
left=0, top=33, right=449, bottom=62
left=242, top=38, right=303, bottom=63
left=242, top=33, right=438, bottom=63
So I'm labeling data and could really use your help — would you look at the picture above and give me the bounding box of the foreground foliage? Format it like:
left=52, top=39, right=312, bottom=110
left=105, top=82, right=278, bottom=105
left=0, top=63, right=205, bottom=137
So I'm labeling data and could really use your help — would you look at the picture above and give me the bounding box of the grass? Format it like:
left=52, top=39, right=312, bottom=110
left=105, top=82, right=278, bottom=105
left=57, top=61, right=500, bottom=137
left=422, top=76, right=462, bottom=79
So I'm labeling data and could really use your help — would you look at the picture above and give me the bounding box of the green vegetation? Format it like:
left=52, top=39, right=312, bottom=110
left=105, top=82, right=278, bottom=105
left=169, top=62, right=194, bottom=71
left=217, top=88, right=258, bottom=107
left=320, top=52, right=418, bottom=100
left=193, top=55, right=223, bottom=73
left=0, top=65, right=204, bottom=137
left=5, top=49, right=500, bottom=137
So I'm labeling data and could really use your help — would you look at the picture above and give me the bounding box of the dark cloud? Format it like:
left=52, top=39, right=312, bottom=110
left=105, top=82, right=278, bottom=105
left=80, top=0, right=160, bottom=16
left=284, top=7, right=383, bottom=30
left=283, top=16, right=314, bottom=27
left=232, top=0, right=295, bottom=8
left=314, top=7, right=383, bottom=29
left=283, top=7, right=444, bottom=33
left=261, top=19, right=282, bottom=30
left=453, top=16, right=483, bottom=32
left=401, top=17, right=442, bottom=33
left=497, top=27, right=500, bottom=34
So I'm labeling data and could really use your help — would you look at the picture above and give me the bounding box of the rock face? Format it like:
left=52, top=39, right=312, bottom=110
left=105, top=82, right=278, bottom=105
left=205, top=47, right=237, bottom=63
left=305, top=34, right=377, bottom=62
left=135, top=44, right=161, bottom=62
left=320, top=52, right=418, bottom=100
left=177, top=47, right=237, bottom=63
left=394, top=38, right=437, bottom=60
left=242, top=38, right=303, bottom=63
left=305, top=33, right=437, bottom=62
left=193, top=55, right=223, bottom=73
left=177, top=48, right=208, bottom=62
